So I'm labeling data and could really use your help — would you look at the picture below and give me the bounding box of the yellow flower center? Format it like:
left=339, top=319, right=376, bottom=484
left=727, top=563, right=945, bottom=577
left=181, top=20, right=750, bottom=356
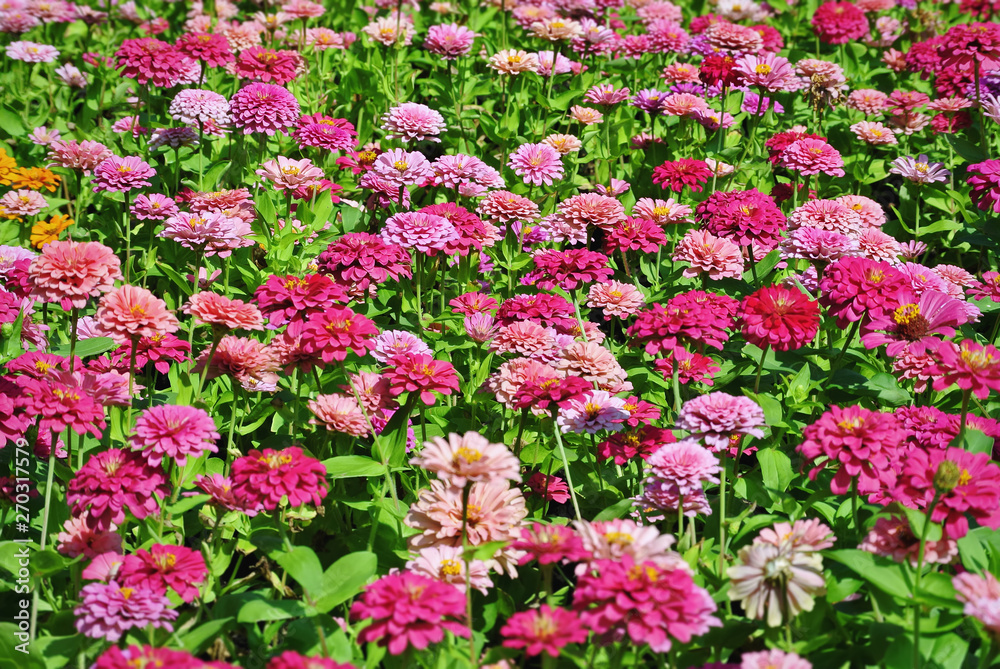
left=440, top=559, right=462, bottom=576
left=755, top=63, right=772, bottom=74
left=454, top=446, right=482, bottom=463
left=893, top=303, right=920, bottom=325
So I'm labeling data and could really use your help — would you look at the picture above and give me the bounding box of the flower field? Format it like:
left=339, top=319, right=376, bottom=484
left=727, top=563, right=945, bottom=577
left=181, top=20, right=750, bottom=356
left=1, top=0, right=1000, bottom=666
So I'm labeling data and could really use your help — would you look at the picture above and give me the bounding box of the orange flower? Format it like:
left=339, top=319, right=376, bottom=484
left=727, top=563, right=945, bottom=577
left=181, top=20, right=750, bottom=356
left=11, top=166, right=61, bottom=192
left=30, top=214, right=74, bottom=248
left=0, top=147, right=16, bottom=186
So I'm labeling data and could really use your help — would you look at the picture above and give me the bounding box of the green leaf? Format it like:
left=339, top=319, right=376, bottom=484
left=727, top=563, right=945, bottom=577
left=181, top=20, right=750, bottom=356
left=237, top=596, right=311, bottom=622
left=900, top=505, right=942, bottom=543
left=0, top=106, right=25, bottom=138
left=957, top=528, right=991, bottom=572
left=0, top=623, right=44, bottom=669
left=322, top=456, right=386, bottom=479
left=51, top=336, right=116, bottom=359
left=257, top=190, right=277, bottom=227
left=864, top=373, right=910, bottom=406
left=313, top=551, right=377, bottom=613
left=826, top=549, right=911, bottom=599
left=758, top=448, right=794, bottom=492
left=30, top=549, right=69, bottom=576
left=952, top=428, right=993, bottom=456
left=275, top=546, right=324, bottom=595
left=180, top=617, right=233, bottom=653
left=594, top=498, right=633, bottom=521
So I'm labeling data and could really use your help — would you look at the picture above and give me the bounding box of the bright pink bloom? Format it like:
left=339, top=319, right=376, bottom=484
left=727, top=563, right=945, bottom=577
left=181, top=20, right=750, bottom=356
left=509, top=143, right=564, bottom=186
left=315, top=232, right=412, bottom=299
left=894, top=446, right=1000, bottom=538
left=501, top=605, right=588, bottom=657
left=119, top=544, right=207, bottom=603
left=811, top=2, right=868, bottom=44
left=232, top=46, right=300, bottom=85
left=130, top=404, right=219, bottom=467
left=512, top=523, right=589, bottom=565
left=230, top=446, right=329, bottom=511
left=93, top=285, right=180, bottom=343
left=229, top=83, right=300, bottom=135
left=529, top=248, right=613, bottom=291
left=797, top=405, right=904, bottom=494
left=652, top=158, right=712, bottom=192
left=294, top=306, right=379, bottom=363
left=860, top=290, right=967, bottom=357
left=91, top=155, right=155, bottom=192
left=351, top=571, right=468, bottom=654
left=424, top=23, right=477, bottom=59
left=525, top=472, right=572, bottom=503
left=779, top=138, right=846, bottom=177
left=673, top=229, right=744, bottom=280
left=929, top=340, right=1000, bottom=399
left=381, top=103, right=447, bottom=143
left=573, top=556, right=720, bottom=652
left=254, top=274, right=348, bottom=327
left=385, top=353, right=461, bottom=405
left=67, top=449, right=169, bottom=530
left=381, top=211, right=458, bottom=255
left=184, top=291, right=264, bottom=332
left=74, top=582, right=176, bottom=641
left=738, top=284, right=821, bottom=351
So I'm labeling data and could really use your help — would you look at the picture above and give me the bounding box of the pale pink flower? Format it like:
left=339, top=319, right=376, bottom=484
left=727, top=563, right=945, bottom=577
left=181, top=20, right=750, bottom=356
left=406, top=545, right=493, bottom=594
left=673, top=229, right=744, bottom=280
left=307, top=393, right=369, bottom=436
left=411, top=431, right=521, bottom=486
left=850, top=121, right=897, bottom=145
left=487, top=49, right=540, bottom=74
left=1, top=189, right=47, bottom=217
left=508, top=143, right=564, bottom=186
left=587, top=281, right=645, bottom=318
left=256, top=156, right=324, bottom=191
left=381, top=103, right=447, bottom=143
left=573, top=518, right=686, bottom=573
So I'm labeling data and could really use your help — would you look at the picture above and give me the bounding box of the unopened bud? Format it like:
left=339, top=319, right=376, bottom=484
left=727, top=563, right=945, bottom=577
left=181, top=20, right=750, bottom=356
left=933, top=460, right=961, bottom=493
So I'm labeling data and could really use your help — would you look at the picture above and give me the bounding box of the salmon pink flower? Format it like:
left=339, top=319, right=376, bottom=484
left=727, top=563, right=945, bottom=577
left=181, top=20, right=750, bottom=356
left=411, top=431, right=520, bottom=486
left=29, top=240, right=122, bottom=310
left=93, top=285, right=180, bottom=343
left=676, top=392, right=765, bottom=454
left=183, top=291, right=264, bottom=332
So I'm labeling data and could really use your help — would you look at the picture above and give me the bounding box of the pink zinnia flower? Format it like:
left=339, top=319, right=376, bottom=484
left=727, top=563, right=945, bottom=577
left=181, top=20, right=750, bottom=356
left=424, top=23, right=477, bottom=59
left=406, top=545, right=493, bottom=594
left=231, top=446, right=329, bottom=511
left=294, top=306, right=379, bottom=364
left=372, top=330, right=433, bottom=364
left=412, top=431, right=520, bottom=486
left=739, top=284, right=821, bottom=351
left=676, top=392, right=765, bottom=454
left=183, top=291, right=264, bottom=332
left=489, top=321, right=556, bottom=358
left=779, top=138, right=846, bottom=177
left=29, top=240, right=122, bottom=310
left=742, top=650, right=812, bottom=669
left=373, top=148, right=434, bottom=186
left=254, top=273, right=348, bottom=328
left=256, top=156, right=325, bottom=191
left=386, top=353, right=461, bottom=405
left=797, top=405, right=904, bottom=494
left=1, top=189, right=47, bottom=216
left=673, top=229, right=744, bottom=280
left=119, top=544, right=207, bottom=603
left=894, top=446, right=1000, bottom=538
left=557, top=390, right=629, bottom=433
left=229, top=83, right=301, bottom=135
left=6, top=40, right=59, bottom=62
left=93, top=285, right=180, bottom=343
left=56, top=517, right=122, bottom=559
left=587, top=281, right=645, bottom=318
left=733, top=53, right=797, bottom=91
left=381, top=102, right=447, bottom=143
left=512, top=523, right=588, bottom=565
left=928, top=339, right=1000, bottom=399
left=74, top=582, right=176, bottom=641
left=307, top=393, right=369, bottom=436
left=508, top=143, right=564, bottom=186
left=315, top=232, right=412, bottom=299
left=860, top=515, right=957, bottom=566
left=91, top=155, right=155, bottom=193
left=130, top=194, right=178, bottom=221
left=645, top=438, right=721, bottom=494
left=573, top=556, right=720, bottom=652
left=67, top=448, right=169, bottom=530
left=501, top=605, right=588, bottom=657
left=860, top=290, right=967, bottom=357
left=967, top=159, right=1000, bottom=214
left=130, top=404, right=219, bottom=467
left=381, top=211, right=459, bottom=255
left=477, top=190, right=540, bottom=224
left=350, top=572, right=468, bottom=655
left=953, top=571, right=1000, bottom=635
left=525, top=472, right=572, bottom=504
left=529, top=248, right=613, bottom=291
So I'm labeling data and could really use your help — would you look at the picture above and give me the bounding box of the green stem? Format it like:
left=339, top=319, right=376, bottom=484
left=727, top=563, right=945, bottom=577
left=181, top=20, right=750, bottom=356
left=753, top=344, right=769, bottom=394
left=30, top=434, right=58, bottom=642
left=460, top=483, right=478, bottom=669
left=958, top=389, right=972, bottom=443
left=913, top=494, right=941, bottom=669
left=551, top=417, right=582, bottom=521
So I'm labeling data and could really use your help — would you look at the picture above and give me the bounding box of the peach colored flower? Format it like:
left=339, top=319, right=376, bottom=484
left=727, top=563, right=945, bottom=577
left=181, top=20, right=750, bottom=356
left=183, top=291, right=264, bottom=331
left=94, top=285, right=180, bottom=343
left=307, top=393, right=369, bottom=436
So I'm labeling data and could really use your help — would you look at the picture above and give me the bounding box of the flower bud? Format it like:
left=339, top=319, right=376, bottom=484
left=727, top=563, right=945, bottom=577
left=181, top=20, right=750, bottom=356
left=933, top=460, right=961, bottom=493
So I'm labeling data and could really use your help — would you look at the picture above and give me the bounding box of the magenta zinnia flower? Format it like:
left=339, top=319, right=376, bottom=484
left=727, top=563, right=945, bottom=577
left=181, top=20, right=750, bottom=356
left=928, top=339, right=1000, bottom=399
left=501, top=605, right=588, bottom=657
left=230, top=446, right=329, bottom=511
left=529, top=248, right=613, bottom=291
left=967, top=159, right=1000, bottom=214
left=573, top=556, right=720, bottom=652
left=129, top=404, right=220, bottom=467
left=381, top=211, right=459, bottom=256
left=652, top=158, right=712, bottom=192
left=91, top=155, right=155, bottom=193
left=351, top=571, right=468, bottom=655
left=860, top=290, right=967, bottom=357
left=894, top=446, right=1000, bottom=538
left=797, top=405, right=904, bottom=494
left=385, top=353, right=461, bottom=405
left=293, top=306, right=379, bottom=364
left=118, top=543, right=207, bottom=603
left=779, top=138, right=846, bottom=177
left=229, top=83, right=301, bottom=135
left=67, top=448, right=169, bottom=530
left=509, top=142, right=564, bottom=186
